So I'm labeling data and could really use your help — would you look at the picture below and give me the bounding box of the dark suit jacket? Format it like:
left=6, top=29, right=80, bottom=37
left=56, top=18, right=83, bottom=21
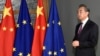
left=73, top=20, right=99, bottom=56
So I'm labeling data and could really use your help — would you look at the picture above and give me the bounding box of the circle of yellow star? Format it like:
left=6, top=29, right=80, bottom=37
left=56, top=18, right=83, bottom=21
left=37, top=25, right=40, bottom=29
left=37, top=6, right=43, bottom=18
left=60, top=48, right=64, bottom=53
left=48, top=51, right=52, bottom=55
left=27, top=53, right=31, bottom=56
left=16, top=24, right=19, bottom=28
left=30, top=22, right=32, bottom=25
left=3, top=7, right=11, bottom=18
left=47, top=23, right=50, bottom=27
left=52, top=20, right=54, bottom=24
left=42, top=26, right=45, bottom=30
left=58, top=21, right=61, bottom=26
left=22, top=20, right=27, bottom=25
left=13, top=48, right=16, bottom=52
left=43, top=46, right=46, bottom=50
left=54, top=51, right=57, bottom=55
left=10, top=28, right=14, bottom=32
left=2, top=26, right=7, bottom=31
left=18, top=52, right=23, bottom=56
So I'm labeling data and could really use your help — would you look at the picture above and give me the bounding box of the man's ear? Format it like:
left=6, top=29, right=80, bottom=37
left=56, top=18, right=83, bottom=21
left=86, top=12, right=89, bottom=16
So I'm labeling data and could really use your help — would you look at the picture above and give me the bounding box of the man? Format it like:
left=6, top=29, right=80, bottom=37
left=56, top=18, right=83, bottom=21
left=72, top=4, right=99, bottom=56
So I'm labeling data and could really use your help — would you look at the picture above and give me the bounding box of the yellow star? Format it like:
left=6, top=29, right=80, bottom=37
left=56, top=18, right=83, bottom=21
left=13, top=48, right=16, bottom=52
left=42, top=26, right=45, bottom=30
left=37, top=25, right=40, bottom=29
left=30, top=22, right=32, bottom=25
left=48, top=51, right=52, bottom=55
left=52, top=20, right=54, bottom=24
left=2, top=26, right=7, bottom=31
left=22, top=20, right=27, bottom=25
left=18, top=52, right=23, bottom=56
left=27, top=53, right=31, bottom=56
left=43, top=46, right=46, bottom=50
left=37, top=6, right=43, bottom=18
left=16, top=24, right=19, bottom=28
left=58, top=21, right=61, bottom=26
left=54, top=51, right=57, bottom=56
left=47, top=23, right=50, bottom=27
left=10, top=28, right=14, bottom=32
left=60, top=48, right=64, bottom=53
left=3, top=7, right=11, bottom=18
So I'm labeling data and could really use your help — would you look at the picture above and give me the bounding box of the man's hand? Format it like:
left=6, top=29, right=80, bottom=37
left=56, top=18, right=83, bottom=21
left=72, top=40, right=79, bottom=48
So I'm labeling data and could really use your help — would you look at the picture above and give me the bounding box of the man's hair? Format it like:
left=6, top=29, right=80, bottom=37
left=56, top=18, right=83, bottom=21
left=78, top=4, right=90, bottom=13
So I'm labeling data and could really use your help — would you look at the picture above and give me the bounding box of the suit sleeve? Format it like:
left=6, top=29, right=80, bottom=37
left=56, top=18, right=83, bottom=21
left=79, top=24, right=99, bottom=48
left=73, top=25, right=78, bottom=41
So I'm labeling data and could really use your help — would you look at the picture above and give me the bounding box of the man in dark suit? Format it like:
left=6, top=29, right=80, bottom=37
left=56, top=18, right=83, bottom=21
left=72, top=4, right=99, bottom=56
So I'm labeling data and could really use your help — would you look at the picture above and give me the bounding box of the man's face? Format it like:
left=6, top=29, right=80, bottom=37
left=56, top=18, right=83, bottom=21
left=77, top=7, right=88, bottom=21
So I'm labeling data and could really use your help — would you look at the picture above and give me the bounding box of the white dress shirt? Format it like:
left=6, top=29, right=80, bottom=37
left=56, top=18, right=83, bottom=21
left=81, top=17, right=89, bottom=29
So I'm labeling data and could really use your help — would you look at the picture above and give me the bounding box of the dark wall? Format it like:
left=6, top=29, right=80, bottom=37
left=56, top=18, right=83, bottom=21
left=56, top=0, right=100, bottom=56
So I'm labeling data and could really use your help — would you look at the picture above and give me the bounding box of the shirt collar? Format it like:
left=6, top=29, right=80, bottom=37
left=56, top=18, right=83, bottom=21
left=81, top=17, right=89, bottom=28
left=82, top=17, right=89, bottom=24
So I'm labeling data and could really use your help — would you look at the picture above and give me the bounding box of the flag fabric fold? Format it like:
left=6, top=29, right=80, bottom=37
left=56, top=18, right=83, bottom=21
left=0, top=0, right=16, bottom=56
left=13, top=0, right=33, bottom=56
left=31, top=0, right=47, bottom=56
left=43, top=0, right=67, bottom=56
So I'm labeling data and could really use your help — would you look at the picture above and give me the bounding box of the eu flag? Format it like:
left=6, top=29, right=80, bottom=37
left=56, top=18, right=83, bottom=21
left=13, top=0, right=33, bottom=56
left=43, top=0, right=67, bottom=56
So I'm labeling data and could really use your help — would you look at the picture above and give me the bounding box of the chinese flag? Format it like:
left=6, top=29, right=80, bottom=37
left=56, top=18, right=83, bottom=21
left=31, top=0, right=46, bottom=56
left=0, top=0, right=16, bottom=56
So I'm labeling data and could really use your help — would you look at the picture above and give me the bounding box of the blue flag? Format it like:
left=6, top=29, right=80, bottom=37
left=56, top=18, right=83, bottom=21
left=13, top=0, right=33, bottom=56
left=43, top=0, right=67, bottom=56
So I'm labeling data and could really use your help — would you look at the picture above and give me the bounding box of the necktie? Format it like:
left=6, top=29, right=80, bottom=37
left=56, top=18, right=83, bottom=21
left=78, top=23, right=83, bottom=35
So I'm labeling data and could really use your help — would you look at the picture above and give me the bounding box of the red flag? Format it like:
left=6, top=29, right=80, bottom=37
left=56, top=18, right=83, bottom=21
left=0, top=0, right=16, bottom=56
left=31, top=0, right=46, bottom=56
